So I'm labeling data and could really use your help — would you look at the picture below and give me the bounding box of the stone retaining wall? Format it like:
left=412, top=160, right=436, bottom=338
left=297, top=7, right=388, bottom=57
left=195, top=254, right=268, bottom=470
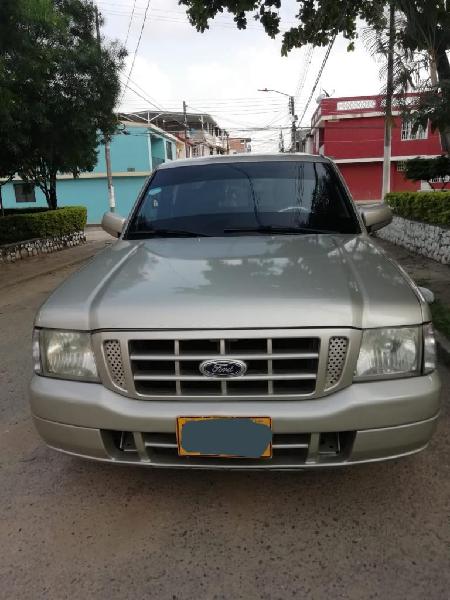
left=0, top=231, right=86, bottom=263
left=376, top=216, right=450, bottom=265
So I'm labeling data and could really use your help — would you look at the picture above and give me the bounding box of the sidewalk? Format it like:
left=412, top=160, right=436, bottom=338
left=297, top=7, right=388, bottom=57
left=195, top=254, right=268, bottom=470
left=375, top=238, right=450, bottom=305
left=0, top=227, right=114, bottom=290
left=376, top=237, right=450, bottom=364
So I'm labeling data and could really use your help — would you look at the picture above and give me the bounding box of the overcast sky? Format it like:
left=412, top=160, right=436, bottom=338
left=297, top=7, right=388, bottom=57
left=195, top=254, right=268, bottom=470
left=97, top=0, right=384, bottom=152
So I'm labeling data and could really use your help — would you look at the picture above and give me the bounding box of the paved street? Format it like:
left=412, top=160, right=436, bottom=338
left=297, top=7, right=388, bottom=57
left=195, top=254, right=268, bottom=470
left=0, top=244, right=449, bottom=600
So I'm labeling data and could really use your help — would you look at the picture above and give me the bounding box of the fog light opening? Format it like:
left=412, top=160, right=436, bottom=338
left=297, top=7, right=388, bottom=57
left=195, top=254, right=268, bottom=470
left=318, top=432, right=341, bottom=456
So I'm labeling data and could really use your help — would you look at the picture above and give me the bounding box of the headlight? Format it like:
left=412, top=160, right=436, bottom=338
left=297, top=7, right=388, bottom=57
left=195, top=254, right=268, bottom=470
left=34, top=329, right=99, bottom=382
left=354, top=327, right=420, bottom=380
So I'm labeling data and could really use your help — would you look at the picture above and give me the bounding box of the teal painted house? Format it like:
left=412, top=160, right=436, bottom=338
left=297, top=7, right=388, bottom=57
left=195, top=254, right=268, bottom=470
left=1, top=122, right=177, bottom=223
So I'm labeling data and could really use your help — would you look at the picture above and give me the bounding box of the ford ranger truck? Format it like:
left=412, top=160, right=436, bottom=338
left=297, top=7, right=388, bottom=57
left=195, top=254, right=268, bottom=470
left=30, top=154, right=441, bottom=469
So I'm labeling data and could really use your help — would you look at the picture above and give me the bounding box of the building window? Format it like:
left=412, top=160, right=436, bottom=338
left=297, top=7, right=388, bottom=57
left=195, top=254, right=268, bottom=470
left=192, top=145, right=201, bottom=157
left=14, top=182, right=36, bottom=203
left=166, top=141, right=173, bottom=160
left=401, top=119, right=427, bottom=141
left=396, top=161, right=407, bottom=172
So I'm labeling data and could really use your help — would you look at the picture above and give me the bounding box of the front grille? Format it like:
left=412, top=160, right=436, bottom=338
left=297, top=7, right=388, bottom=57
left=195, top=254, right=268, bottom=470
left=103, top=429, right=356, bottom=467
left=128, top=336, right=320, bottom=397
left=325, top=337, right=349, bottom=389
left=103, top=340, right=126, bottom=389
left=100, top=329, right=353, bottom=400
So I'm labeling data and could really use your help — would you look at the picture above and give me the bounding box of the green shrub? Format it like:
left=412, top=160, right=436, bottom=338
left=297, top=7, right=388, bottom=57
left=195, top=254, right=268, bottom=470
left=3, top=207, right=49, bottom=216
left=0, top=206, right=87, bottom=244
left=385, top=192, right=450, bottom=226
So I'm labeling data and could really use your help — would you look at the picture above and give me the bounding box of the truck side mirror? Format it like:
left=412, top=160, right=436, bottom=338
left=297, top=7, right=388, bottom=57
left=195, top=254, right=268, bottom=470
left=360, top=204, right=393, bottom=234
left=101, top=211, right=126, bottom=238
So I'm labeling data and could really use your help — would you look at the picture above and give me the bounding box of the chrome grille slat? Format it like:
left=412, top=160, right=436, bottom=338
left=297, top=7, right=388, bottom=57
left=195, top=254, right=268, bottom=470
left=219, top=339, right=227, bottom=396
left=174, top=340, right=181, bottom=396
left=133, top=373, right=318, bottom=381
left=129, top=352, right=320, bottom=361
left=267, top=339, right=274, bottom=395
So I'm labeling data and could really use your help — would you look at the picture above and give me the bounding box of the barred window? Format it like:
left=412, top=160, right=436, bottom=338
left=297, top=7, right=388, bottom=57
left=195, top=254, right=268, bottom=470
left=396, top=161, right=407, bottom=172
left=401, top=120, right=427, bottom=141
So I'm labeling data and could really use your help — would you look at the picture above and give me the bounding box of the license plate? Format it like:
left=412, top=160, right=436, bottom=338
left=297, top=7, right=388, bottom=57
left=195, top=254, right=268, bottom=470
left=176, top=416, right=272, bottom=458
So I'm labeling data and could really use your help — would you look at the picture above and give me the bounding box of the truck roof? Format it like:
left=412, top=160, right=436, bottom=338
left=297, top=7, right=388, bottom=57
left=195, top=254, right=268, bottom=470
left=157, top=152, right=330, bottom=170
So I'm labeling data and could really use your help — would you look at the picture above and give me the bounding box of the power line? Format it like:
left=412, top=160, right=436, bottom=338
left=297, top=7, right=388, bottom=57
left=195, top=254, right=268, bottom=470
left=123, top=0, right=137, bottom=47
left=295, top=45, right=314, bottom=102
left=120, top=0, right=151, bottom=103
left=119, top=77, right=163, bottom=111
left=298, top=37, right=336, bottom=125
left=125, top=74, right=165, bottom=110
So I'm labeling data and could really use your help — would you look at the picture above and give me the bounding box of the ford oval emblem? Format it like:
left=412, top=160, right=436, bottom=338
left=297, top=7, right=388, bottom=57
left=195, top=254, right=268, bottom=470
left=199, top=359, right=247, bottom=378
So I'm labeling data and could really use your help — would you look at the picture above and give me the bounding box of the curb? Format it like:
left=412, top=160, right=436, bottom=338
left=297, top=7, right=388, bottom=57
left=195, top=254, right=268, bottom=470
left=436, top=331, right=450, bottom=368
left=1, top=244, right=108, bottom=291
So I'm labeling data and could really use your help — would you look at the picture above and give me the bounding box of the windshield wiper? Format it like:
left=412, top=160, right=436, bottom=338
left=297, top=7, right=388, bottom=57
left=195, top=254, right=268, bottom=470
left=223, top=225, right=338, bottom=235
left=128, top=228, right=210, bottom=238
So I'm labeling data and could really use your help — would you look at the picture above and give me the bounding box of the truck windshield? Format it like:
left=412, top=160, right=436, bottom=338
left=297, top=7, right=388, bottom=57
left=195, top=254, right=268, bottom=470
left=126, top=161, right=360, bottom=238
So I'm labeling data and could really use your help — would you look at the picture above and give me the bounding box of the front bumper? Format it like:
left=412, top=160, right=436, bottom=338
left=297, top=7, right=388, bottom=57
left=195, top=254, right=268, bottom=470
left=30, top=372, right=441, bottom=469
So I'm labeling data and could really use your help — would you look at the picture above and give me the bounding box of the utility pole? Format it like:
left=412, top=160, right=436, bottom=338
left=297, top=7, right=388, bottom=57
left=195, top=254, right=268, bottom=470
left=382, top=0, right=395, bottom=201
left=95, top=6, right=115, bottom=212
left=258, top=88, right=296, bottom=153
left=182, top=100, right=189, bottom=158
left=289, top=96, right=297, bottom=153
left=279, top=128, right=285, bottom=153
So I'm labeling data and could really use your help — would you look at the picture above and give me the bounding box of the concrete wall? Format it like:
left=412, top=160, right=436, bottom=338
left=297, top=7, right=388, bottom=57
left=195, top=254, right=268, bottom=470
left=376, top=216, right=450, bottom=265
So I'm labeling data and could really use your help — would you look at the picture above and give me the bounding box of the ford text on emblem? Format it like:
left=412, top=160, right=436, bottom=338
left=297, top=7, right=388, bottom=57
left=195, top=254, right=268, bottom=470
left=199, top=359, right=247, bottom=378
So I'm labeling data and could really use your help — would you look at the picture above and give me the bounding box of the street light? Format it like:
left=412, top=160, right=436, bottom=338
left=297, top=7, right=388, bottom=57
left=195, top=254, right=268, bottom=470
left=258, top=88, right=297, bottom=152
left=257, top=87, right=291, bottom=97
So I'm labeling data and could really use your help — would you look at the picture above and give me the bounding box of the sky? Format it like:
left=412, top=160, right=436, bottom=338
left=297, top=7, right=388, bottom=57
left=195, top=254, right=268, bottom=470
left=96, top=0, right=385, bottom=152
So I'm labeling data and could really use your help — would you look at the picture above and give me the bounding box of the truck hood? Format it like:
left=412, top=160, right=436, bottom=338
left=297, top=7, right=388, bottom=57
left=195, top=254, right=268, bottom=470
left=36, top=235, right=424, bottom=331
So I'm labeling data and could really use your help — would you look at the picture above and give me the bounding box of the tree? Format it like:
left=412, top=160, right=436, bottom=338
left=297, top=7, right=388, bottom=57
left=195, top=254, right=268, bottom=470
left=0, top=0, right=126, bottom=209
left=0, top=0, right=55, bottom=213
left=363, top=1, right=450, bottom=151
left=180, top=0, right=450, bottom=150
left=405, top=155, right=450, bottom=190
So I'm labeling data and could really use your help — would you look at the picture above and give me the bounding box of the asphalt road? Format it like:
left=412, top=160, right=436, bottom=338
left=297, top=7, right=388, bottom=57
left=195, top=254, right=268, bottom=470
left=1, top=260, right=449, bottom=600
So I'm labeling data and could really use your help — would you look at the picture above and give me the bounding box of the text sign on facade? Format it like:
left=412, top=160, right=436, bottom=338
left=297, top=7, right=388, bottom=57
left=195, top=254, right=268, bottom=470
left=336, top=99, right=377, bottom=111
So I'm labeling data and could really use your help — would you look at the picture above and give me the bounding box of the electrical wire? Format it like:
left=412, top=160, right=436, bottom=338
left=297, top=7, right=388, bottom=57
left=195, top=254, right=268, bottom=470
left=123, top=0, right=137, bottom=47
left=120, top=0, right=151, bottom=103
left=297, top=37, right=336, bottom=126
left=119, top=77, right=162, bottom=111
left=295, top=45, right=314, bottom=102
